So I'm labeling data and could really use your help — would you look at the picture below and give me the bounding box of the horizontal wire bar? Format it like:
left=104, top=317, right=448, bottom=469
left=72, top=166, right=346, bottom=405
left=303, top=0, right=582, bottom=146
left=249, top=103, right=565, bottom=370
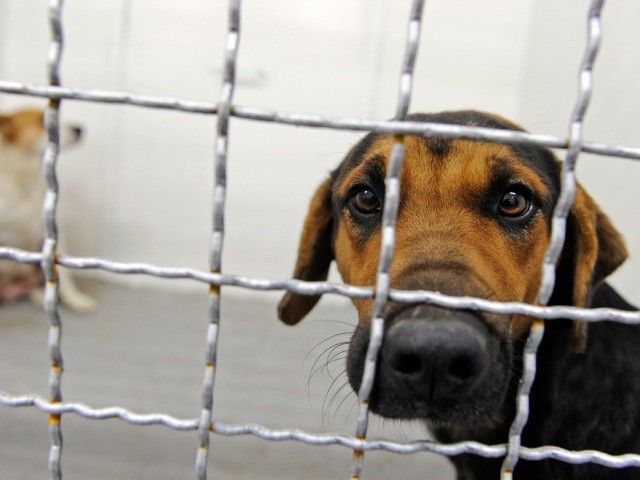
left=233, top=106, right=640, bottom=160
left=0, top=247, right=42, bottom=264
left=1, top=247, right=638, bottom=324
left=388, top=289, right=640, bottom=324
left=0, top=392, right=199, bottom=430
left=0, top=80, right=218, bottom=114
left=213, top=422, right=506, bottom=458
left=2, top=391, right=640, bottom=469
left=519, top=446, right=640, bottom=469
left=0, top=80, right=639, bottom=160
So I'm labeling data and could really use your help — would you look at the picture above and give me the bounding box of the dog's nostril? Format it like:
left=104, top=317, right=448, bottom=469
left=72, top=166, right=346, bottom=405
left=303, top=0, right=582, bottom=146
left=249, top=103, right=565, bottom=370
left=393, top=353, right=423, bottom=375
left=447, top=354, right=477, bottom=381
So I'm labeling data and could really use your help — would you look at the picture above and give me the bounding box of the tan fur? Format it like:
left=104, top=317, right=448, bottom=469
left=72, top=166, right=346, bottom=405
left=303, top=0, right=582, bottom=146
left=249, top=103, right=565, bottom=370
left=330, top=136, right=552, bottom=337
left=0, top=107, right=97, bottom=313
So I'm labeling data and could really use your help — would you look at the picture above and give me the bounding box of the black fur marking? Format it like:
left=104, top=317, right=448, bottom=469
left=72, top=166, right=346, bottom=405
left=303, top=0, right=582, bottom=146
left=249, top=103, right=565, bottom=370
left=426, top=136, right=452, bottom=158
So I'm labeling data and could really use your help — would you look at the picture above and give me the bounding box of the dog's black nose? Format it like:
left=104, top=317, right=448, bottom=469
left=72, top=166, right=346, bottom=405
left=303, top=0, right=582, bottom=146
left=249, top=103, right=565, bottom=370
left=382, top=307, right=490, bottom=401
left=72, top=126, right=83, bottom=139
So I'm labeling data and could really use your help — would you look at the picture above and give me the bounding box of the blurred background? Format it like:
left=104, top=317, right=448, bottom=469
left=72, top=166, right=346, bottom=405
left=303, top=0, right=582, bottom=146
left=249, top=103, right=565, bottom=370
left=0, top=1, right=639, bottom=479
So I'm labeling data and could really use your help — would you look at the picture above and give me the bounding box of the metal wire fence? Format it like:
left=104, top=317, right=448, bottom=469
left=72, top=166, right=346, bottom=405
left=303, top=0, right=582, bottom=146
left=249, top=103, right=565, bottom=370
left=1, top=0, right=640, bottom=479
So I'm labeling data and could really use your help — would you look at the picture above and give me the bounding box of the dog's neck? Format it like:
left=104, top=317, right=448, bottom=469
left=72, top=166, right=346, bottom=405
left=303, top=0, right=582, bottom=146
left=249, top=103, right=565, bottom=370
left=0, top=142, right=46, bottom=249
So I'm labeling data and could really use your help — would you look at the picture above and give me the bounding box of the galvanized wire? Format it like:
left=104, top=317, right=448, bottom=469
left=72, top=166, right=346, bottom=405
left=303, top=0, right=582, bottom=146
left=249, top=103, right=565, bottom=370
left=5, top=390, right=640, bottom=471
left=0, top=391, right=200, bottom=430
left=0, top=80, right=218, bottom=113
left=196, top=1, right=241, bottom=478
left=42, top=1, right=66, bottom=478
left=0, top=0, right=639, bottom=478
left=500, top=1, right=605, bottom=478
left=3, top=246, right=640, bottom=326
left=351, top=2, right=425, bottom=477
left=2, top=79, right=640, bottom=160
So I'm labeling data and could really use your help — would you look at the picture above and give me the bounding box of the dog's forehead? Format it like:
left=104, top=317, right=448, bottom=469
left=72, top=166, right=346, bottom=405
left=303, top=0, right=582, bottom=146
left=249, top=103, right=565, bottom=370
left=335, top=133, right=557, bottom=202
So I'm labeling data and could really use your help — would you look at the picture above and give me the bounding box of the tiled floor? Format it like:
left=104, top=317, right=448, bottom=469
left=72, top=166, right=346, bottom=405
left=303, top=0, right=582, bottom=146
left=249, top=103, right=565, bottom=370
left=0, top=281, right=453, bottom=479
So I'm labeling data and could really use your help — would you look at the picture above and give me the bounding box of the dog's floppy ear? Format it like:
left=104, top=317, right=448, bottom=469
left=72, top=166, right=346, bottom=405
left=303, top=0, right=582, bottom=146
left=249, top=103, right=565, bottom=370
left=554, top=185, right=627, bottom=350
left=278, top=176, right=334, bottom=325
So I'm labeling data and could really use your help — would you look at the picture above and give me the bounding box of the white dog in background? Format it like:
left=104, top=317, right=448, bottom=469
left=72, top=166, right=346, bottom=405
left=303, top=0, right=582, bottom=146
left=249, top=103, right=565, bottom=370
left=0, top=107, right=97, bottom=313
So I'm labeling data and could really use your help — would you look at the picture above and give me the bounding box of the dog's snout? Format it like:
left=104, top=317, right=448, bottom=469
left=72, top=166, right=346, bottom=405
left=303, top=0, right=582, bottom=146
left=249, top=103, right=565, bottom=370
left=382, top=309, right=490, bottom=401
left=72, top=126, right=83, bottom=139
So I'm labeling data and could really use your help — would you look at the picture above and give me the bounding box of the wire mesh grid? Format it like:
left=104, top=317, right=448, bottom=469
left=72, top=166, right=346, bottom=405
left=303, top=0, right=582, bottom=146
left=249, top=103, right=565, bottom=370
left=1, top=0, right=640, bottom=478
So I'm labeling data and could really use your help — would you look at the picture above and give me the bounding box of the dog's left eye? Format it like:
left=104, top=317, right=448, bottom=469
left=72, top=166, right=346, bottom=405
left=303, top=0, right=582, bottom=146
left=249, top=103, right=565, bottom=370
left=498, top=189, right=531, bottom=218
left=351, top=189, right=381, bottom=215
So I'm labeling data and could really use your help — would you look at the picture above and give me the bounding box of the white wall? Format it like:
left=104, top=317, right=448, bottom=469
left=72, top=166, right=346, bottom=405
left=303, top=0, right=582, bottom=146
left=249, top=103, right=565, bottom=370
left=2, top=1, right=638, bottom=302
left=517, top=0, right=640, bottom=300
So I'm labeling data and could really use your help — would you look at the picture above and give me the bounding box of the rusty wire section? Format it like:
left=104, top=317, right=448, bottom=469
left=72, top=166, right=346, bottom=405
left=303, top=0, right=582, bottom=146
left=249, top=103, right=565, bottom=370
left=42, top=0, right=66, bottom=478
left=0, top=0, right=639, bottom=478
left=196, top=0, right=241, bottom=478
left=351, top=1, right=425, bottom=478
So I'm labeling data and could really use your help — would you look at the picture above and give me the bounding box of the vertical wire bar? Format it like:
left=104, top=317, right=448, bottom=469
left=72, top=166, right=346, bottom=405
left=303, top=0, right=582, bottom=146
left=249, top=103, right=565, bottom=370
left=43, top=1, right=65, bottom=479
left=195, top=1, right=241, bottom=479
left=350, top=1, right=425, bottom=478
left=500, top=1, right=605, bottom=478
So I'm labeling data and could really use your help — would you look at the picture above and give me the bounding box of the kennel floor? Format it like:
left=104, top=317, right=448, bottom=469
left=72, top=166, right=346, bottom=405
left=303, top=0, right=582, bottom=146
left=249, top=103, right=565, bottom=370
left=0, top=279, right=453, bottom=479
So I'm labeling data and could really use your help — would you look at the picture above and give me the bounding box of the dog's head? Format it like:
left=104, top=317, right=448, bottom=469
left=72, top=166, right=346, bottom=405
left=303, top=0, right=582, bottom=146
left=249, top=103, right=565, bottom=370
left=278, top=111, right=627, bottom=428
left=0, top=108, right=83, bottom=154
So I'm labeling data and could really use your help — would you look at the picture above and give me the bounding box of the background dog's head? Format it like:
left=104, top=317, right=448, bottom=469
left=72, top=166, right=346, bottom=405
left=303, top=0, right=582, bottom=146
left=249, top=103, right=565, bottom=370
left=278, top=110, right=627, bottom=428
left=0, top=107, right=83, bottom=154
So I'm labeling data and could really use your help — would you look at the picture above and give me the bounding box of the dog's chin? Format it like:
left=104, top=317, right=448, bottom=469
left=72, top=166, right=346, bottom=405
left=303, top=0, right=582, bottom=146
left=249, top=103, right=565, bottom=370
left=366, top=390, right=507, bottom=429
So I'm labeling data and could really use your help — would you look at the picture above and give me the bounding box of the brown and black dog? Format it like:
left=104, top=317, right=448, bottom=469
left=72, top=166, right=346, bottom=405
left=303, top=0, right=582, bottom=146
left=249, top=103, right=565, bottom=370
left=278, top=111, right=639, bottom=480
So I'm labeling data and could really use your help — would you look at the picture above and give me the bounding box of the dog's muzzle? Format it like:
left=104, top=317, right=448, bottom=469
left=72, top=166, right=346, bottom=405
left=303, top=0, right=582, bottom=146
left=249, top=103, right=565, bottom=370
left=347, top=305, right=511, bottom=425
left=384, top=308, right=489, bottom=399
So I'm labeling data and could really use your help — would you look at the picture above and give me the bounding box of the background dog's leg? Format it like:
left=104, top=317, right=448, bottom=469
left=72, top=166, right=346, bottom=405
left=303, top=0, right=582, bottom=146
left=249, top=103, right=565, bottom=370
left=29, top=266, right=97, bottom=314
left=57, top=266, right=97, bottom=313
left=29, top=286, right=45, bottom=308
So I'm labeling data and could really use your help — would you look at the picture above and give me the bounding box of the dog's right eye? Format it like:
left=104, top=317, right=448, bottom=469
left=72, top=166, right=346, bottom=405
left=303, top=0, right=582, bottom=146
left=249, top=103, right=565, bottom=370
left=351, top=189, right=381, bottom=215
left=498, top=190, right=530, bottom=217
